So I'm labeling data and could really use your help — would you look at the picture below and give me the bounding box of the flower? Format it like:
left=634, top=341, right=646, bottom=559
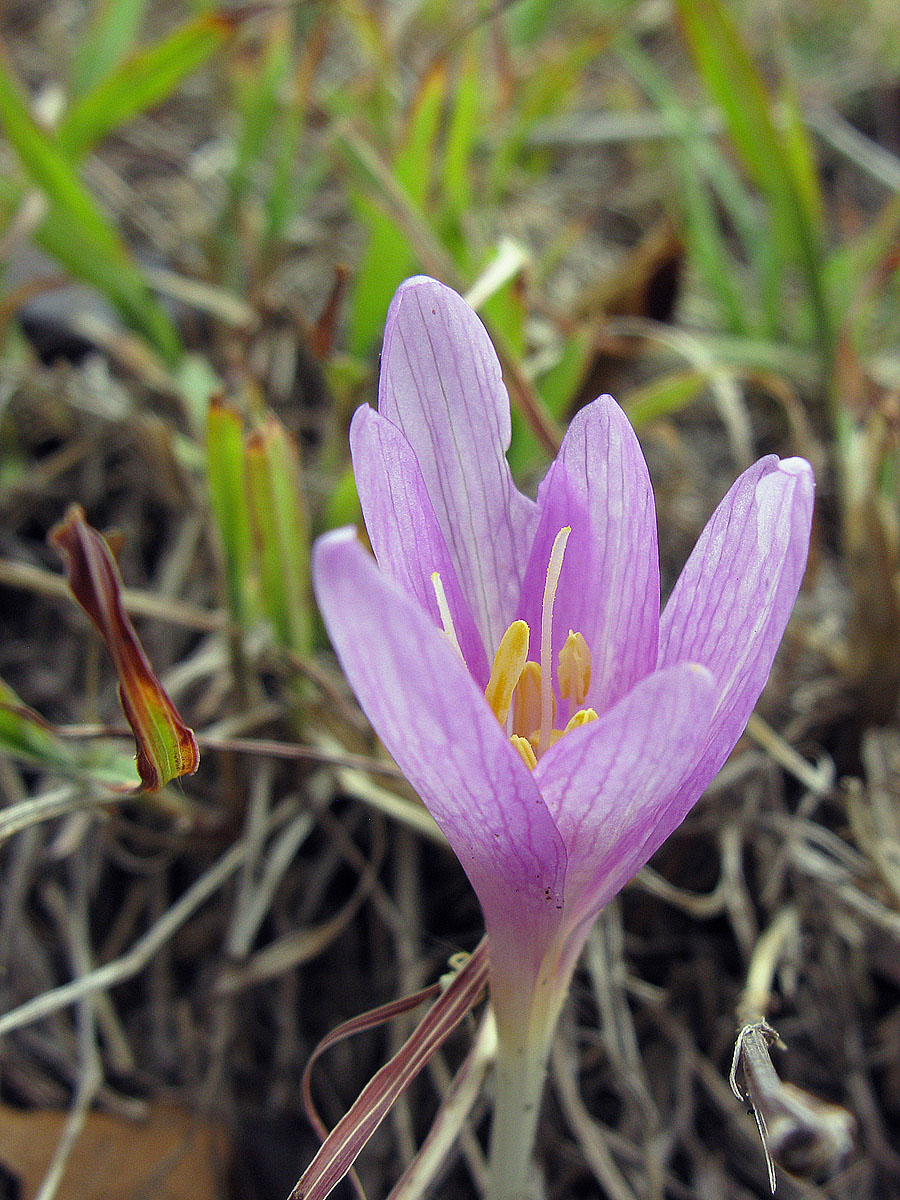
left=313, top=277, right=813, bottom=1045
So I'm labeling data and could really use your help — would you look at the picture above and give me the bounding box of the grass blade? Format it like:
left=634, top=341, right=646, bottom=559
left=70, top=0, right=150, bottom=97
left=245, top=416, right=312, bottom=657
left=346, top=63, right=448, bottom=354
left=206, top=396, right=256, bottom=627
left=0, top=51, right=182, bottom=362
left=0, top=679, right=78, bottom=774
left=673, top=0, right=834, bottom=366
left=58, top=13, right=234, bottom=160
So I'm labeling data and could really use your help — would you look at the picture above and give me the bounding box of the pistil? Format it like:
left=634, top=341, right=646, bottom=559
left=431, top=571, right=464, bottom=661
left=539, top=527, right=571, bottom=755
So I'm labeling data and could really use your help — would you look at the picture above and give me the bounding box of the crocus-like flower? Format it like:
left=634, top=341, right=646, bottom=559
left=313, top=277, right=813, bottom=1196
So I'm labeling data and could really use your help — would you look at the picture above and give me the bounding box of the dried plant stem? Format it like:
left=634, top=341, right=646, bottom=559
left=35, top=862, right=102, bottom=1200
left=0, top=799, right=297, bottom=1037
left=388, top=1010, right=497, bottom=1200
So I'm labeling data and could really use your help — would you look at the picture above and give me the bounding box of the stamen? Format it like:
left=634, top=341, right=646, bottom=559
left=563, top=707, right=598, bottom=734
left=510, top=734, right=537, bottom=770
left=558, top=630, right=592, bottom=706
left=539, top=527, right=571, bottom=755
left=512, top=661, right=544, bottom=742
left=485, top=620, right=530, bottom=725
left=431, top=571, right=464, bottom=661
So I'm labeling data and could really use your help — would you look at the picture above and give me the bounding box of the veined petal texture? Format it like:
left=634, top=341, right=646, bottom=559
left=313, top=529, right=567, bottom=992
left=517, top=396, right=660, bottom=718
left=378, top=277, right=537, bottom=654
left=350, top=404, right=489, bottom=688
left=658, top=456, right=814, bottom=800
left=534, top=662, right=717, bottom=931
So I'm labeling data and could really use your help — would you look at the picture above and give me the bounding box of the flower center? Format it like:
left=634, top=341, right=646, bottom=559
left=430, top=530, right=598, bottom=769
left=484, top=527, right=597, bottom=769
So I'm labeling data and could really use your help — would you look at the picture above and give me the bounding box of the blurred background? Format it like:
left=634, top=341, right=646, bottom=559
left=0, top=1, right=899, bottom=1197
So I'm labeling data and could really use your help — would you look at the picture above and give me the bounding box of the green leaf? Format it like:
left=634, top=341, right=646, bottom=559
left=263, top=22, right=324, bottom=249
left=622, top=369, right=709, bottom=427
left=206, top=397, right=256, bottom=627
left=221, top=19, right=292, bottom=235
left=70, top=0, right=150, bottom=97
left=347, top=65, right=448, bottom=355
left=245, top=416, right=312, bottom=657
left=0, top=59, right=182, bottom=362
left=0, top=678, right=77, bottom=773
left=673, top=0, right=834, bottom=365
left=59, top=13, right=233, bottom=160
left=536, top=329, right=594, bottom=420
left=442, top=50, right=479, bottom=220
left=323, top=463, right=363, bottom=533
left=617, top=38, right=753, bottom=336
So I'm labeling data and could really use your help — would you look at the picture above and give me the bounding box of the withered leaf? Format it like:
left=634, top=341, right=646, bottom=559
left=50, top=504, right=199, bottom=791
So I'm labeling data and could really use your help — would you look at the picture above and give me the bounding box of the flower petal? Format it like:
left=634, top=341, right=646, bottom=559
left=378, top=277, right=537, bottom=654
left=533, top=662, right=718, bottom=929
left=313, top=529, right=567, bottom=995
left=517, top=396, right=660, bottom=718
left=657, top=455, right=813, bottom=799
left=350, top=404, right=489, bottom=688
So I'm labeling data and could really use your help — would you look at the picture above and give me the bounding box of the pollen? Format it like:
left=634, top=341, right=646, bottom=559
left=512, top=660, right=544, bottom=742
left=482, top=528, right=593, bottom=762
left=557, top=630, right=591, bottom=706
left=510, top=734, right=537, bottom=770
left=485, top=620, right=530, bottom=724
left=563, top=707, right=598, bottom=734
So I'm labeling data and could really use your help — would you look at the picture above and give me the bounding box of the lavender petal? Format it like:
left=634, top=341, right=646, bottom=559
left=658, top=455, right=814, bottom=803
left=350, top=404, right=489, bottom=687
left=517, top=395, right=660, bottom=718
left=378, top=277, right=537, bottom=655
left=313, top=529, right=567, bottom=996
left=534, top=662, right=717, bottom=930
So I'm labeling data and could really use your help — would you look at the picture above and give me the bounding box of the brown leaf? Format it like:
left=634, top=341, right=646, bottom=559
left=0, top=1101, right=229, bottom=1200
left=49, top=505, right=199, bottom=791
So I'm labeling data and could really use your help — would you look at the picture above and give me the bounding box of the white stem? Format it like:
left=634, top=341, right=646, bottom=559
left=487, top=1022, right=552, bottom=1200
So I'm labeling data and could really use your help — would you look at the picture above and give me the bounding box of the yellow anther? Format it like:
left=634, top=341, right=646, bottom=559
left=563, top=707, right=598, bottom=734
left=539, top=527, right=571, bottom=755
left=430, top=571, right=464, bottom=661
left=512, top=660, right=545, bottom=741
left=557, top=630, right=591, bottom=706
left=485, top=620, right=530, bottom=725
left=510, top=734, right=537, bottom=770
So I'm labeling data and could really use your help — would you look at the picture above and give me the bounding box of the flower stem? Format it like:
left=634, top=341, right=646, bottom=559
left=487, top=1022, right=552, bottom=1200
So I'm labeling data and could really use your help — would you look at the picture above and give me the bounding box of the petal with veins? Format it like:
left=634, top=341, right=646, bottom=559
left=534, top=662, right=717, bottom=931
left=378, top=277, right=537, bottom=654
left=351, top=404, right=489, bottom=687
left=658, top=455, right=814, bottom=804
left=518, top=396, right=660, bottom=718
left=313, top=529, right=567, bottom=997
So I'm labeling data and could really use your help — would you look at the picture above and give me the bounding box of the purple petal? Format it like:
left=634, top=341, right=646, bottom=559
left=378, top=277, right=537, bottom=654
left=313, top=529, right=567, bottom=996
left=350, top=404, right=489, bottom=688
left=533, top=663, right=718, bottom=930
left=517, top=395, right=660, bottom=719
left=658, top=456, right=814, bottom=799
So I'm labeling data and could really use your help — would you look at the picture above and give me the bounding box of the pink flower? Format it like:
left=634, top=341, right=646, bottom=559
left=313, top=277, right=813, bottom=1041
